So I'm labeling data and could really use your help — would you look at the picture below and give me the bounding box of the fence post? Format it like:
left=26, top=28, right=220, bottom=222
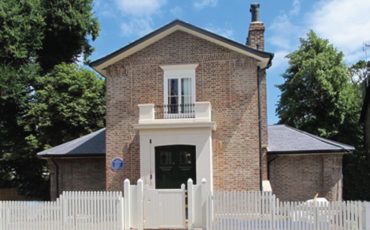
left=123, top=179, right=130, bottom=230
left=314, top=201, right=319, bottom=230
left=365, top=202, right=370, bottom=230
left=201, top=178, right=208, bottom=229
left=206, top=196, right=212, bottom=230
left=62, top=192, right=67, bottom=230
left=137, top=179, right=144, bottom=230
left=187, top=179, right=194, bottom=230
left=118, top=193, right=124, bottom=230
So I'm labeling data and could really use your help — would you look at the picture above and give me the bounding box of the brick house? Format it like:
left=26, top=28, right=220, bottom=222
left=38, top=4, right=354, bottom=201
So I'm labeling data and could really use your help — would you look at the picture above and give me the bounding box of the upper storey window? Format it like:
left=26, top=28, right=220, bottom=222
left=160, top=64, right=197, bottom=116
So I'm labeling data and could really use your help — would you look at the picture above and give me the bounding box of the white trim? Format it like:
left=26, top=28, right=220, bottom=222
left=160, top=64, right=198, bottom=71
left=134, top=121, right=216, bottom=131
left=161, top=64, right=197, bottom=114
left=93, top=24, right=270, bottom=76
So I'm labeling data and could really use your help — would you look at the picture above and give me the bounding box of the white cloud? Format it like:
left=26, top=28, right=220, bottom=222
left=170, top=6, right=183, bottom=17
left=193, top=0, right=218, bottom=10
left=268, top=14, right=302, bottom=51
left=289, top=0, right=301, bottom=16
left=115, top=0, right=167, bottom=17
left=268, top=0, right=370, bottom=68
left=308, top=0, right=370, bottom=63
left=115, top=0, right=167, bottom=37
left=120, top=18, right=153, bottom=37
left=269, top=51, right=290, bottom=71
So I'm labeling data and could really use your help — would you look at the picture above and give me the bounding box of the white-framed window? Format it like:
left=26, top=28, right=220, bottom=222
left=160, top=64, right=198, bottom=117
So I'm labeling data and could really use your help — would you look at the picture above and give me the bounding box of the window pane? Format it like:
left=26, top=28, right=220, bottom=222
left=181, top=78, right=192, bottom=113
left=168, top=79, right=178, bottom=113
left=168, top=79, right=178, bottom=97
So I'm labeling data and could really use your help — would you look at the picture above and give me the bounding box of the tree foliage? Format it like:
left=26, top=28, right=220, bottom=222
left=276, top=31, right=362, bottom=146
left=22, top=63, right=105, bottom=150
left=0, top=0, right=44, bottom=66
left=0, top=0, right=99, bottom=71
left=0, top=64, right=38, bottom=188
left=1, top=63, right=105, bottom=198
left=0, top=0, right=102, bottom=199
left=349, top=60, right=368, bottom=85
left=37, top=0, right=99, bottom=72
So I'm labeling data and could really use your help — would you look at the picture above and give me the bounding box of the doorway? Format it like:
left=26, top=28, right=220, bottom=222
left=155, top=145, right=196, bottom=189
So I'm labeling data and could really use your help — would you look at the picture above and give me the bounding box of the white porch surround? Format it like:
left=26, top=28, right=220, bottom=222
left=134, top=102, right=215, bottom=194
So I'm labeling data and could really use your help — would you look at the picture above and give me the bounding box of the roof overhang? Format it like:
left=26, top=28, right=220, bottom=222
left=38, top=153, right=105, bottom=158
left=267, top=150, right=352, bottom=156
left=90, top=20, right=274, bottom=77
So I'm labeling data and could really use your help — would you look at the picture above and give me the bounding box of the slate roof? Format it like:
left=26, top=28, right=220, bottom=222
left=268, top=125, right=354, bottom=154
left=37, top=128, right=105, bottom=157
left=38, top=125, right=355, bottom=157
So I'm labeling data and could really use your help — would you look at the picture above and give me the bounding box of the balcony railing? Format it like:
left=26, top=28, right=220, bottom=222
left=155, top=104, right=195, bottom=119
left=138, top=102, right=211, bottom=123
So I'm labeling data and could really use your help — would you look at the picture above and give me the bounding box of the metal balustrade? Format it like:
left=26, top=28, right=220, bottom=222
left=154, top=104, right=195, bottom=119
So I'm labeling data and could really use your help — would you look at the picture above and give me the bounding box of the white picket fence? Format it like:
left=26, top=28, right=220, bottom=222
left=1, top=185, right=369, bottom=230
left=208, top=191, right=370, bottom=230
left=0, top=191, right=123, bottom=230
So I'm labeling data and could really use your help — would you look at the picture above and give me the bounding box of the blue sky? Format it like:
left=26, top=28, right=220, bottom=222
left=90, top=0, right=370, bottom=124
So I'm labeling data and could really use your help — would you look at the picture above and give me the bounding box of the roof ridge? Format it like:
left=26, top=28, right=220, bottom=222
left=283, top=125, right=353, bottom=152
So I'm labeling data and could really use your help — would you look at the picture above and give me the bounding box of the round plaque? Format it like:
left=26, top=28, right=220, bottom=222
left=111, top=157, right=124, bottom=171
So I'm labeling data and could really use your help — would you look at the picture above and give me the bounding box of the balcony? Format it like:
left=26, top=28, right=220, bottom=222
left=135, top=102, right=216, bottom=130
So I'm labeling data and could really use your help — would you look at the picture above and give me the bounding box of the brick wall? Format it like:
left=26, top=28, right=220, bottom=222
left=48, top=157, right=105, bottom=200
left=247, top=22, right=265, bottom=51
left=269, top=154, right=343, bottom=201
left=0, top=188, right=30, bottom=201
left=105, top=31, right=265, bottom=191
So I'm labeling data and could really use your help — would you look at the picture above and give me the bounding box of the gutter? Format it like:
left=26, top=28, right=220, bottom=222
left=257, top=63, right=271, bottom=191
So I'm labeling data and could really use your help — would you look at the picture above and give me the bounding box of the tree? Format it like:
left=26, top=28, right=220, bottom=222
left=276, top=31, right=362, bottom=146
left=0, top=0, right=44, bottom=67
left=0, top=0, right=101, bottom=198
left=22, top=63, right=105, bottom=149
left=21, top=63, right=105, bottom=197
left=0, top=63, right=105, bottom=198
left=276, top=31, right=370, bottom=200
left=349, top=60, right=368, bottom=85
left=37, top=0, right=99, bottom=72
left=0, top=0, right=99, bottom=71
left=0, top=63, right=47, bottom=196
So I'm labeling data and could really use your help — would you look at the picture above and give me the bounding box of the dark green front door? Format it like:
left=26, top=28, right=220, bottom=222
left=155, top=145, right=196, bottom=189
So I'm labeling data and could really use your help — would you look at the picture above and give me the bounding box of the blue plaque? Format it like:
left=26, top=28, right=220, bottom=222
left=111, top=157, right=124, bottom=171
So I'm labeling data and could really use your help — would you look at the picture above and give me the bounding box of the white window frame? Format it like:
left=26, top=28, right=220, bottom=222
left=160, top=64, right=198, bottom=117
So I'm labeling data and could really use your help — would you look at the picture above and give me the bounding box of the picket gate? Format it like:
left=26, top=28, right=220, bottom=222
left=123, top=179, right=205, bottom=230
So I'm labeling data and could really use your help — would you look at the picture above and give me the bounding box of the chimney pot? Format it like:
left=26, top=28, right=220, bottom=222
left=250, top=3, right=260, bottom=22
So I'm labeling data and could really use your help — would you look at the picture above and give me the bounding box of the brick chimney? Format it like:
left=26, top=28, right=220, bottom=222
left=246, top=3, right=265, bottom=51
